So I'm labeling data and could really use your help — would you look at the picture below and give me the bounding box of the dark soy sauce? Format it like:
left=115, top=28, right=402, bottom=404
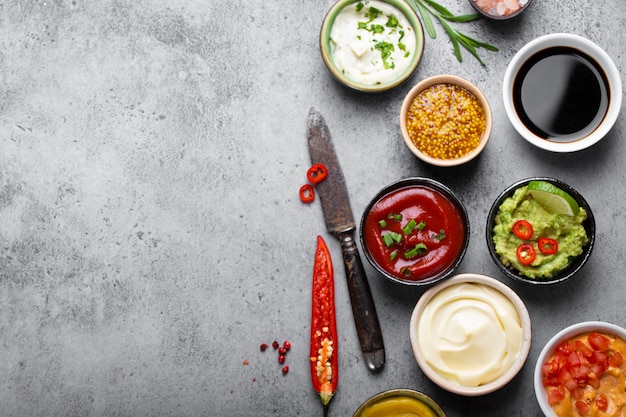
left=513, top=46, right=609, bottom=142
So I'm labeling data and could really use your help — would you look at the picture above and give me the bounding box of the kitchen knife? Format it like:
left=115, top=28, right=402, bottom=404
left=306, top=106, right=385, bottom=372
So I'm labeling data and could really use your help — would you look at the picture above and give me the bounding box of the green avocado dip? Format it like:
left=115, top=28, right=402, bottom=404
left=493, top=185, right=588, bottom=279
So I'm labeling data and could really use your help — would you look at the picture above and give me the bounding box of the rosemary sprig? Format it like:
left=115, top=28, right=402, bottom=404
left=409, top=0, right=498, bottom=66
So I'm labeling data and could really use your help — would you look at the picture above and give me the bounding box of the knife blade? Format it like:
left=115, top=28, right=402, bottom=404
left=306, top=106, right=385, bottom=372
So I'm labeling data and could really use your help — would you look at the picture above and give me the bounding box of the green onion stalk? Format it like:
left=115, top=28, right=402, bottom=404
left=408, top=0, right=498, bottom=66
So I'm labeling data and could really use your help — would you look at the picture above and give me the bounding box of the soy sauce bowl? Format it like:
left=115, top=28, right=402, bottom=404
left=360, top=177, right=469, bottom=286
left=503, top=33, right=622, bottom=152
left=486, top=177, right=596, bottom=285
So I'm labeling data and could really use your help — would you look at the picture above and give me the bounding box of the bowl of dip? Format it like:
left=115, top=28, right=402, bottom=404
left=535, top=321, right=626, bottom=417
left=400, top=75, right=492, bottom=167
left=410, top=273, right=532, bottom=396
left=486, top=177, right=595, bottom=285
left=360, top=177, right=469, bottom=286
left=320, top=0, right=425, bottom=93
left=469, top=0, right=534, bottom=20
left=352, top=388, right=447, bottom=417
left=503, top=33, right=622, bottom=152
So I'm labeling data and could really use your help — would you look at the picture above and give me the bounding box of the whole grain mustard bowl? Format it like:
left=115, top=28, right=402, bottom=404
left=400, top=75, right=492, bottom=167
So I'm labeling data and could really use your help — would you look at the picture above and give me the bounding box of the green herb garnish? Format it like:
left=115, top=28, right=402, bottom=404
left=408, top=0, right=498, bottom=66
left=390, top=249, right=399, bottom=261
left=382, top=231, right=403, bottom=247
left=374, top=41, right=395, bottom=69
left=402, top=219, right=417, bottom=235
left=405, top=243, right=428, bottom=258
left=433, top=229, right=446, bottom=241
left=417, top=221, right=426, bottom=230
left=378, top=219, right=387, bottom=228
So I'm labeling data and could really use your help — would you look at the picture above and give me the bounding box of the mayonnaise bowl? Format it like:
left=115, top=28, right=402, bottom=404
left=320, top=0, right=425, bottom=93
left=409, top=273, right=532, bottom=396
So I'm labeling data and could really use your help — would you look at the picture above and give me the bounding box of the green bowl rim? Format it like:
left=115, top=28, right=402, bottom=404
left=320, top=0, right=425, bottom=93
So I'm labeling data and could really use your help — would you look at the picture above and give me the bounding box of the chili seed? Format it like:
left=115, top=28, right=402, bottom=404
left=278, top=355, right=286, bottom=364
left=260, top=343, right=268, bottom=352
left=283, top=341, right=291, bottom=351
left=278, top=347, right=287, bottom=355
left=272, top=341, right=279, bottom=349
left=282, top=365, right=289, bottom=375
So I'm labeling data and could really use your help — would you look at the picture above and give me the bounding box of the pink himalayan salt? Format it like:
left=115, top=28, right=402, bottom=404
left=474, top=0, right=525, bottom=16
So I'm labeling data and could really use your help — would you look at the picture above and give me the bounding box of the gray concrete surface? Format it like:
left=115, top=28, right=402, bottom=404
left=1, top=0, right=625, bottom=416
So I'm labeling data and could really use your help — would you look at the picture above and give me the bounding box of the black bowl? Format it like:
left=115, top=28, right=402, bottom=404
left=486, top=177, right=595, bottom=285
left=360, top=177, right=470, bottom=286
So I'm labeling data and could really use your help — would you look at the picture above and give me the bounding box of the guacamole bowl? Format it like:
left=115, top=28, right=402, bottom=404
left=535, top=321, right=626, bottom=417
left=352, top=388, right=447, bottom=417
left=486, top=177, right=595, bottom=285
left=360, top=177, right=469, bottom=286
left=410, top=273, right=532, bottom=396
left=320, top=0, right=425, bottom=93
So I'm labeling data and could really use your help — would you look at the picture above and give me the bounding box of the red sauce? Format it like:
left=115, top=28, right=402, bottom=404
left=363, top=185, right=466, bottom=281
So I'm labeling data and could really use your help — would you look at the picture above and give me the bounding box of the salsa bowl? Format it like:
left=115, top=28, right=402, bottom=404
left=400, top=75, right=492, bottom=167
left=535, top=321, right=626, bottom=417
left=352, top=388, right=446, bottom=417
left=360, top=177, right=469, bottom=286
left=503, top=33, right=622, bottom=152
left=410, top=273, right=532, bottom=396
left=320, top=0, right=425, bottom=93
left=486, top=177, right=595, bottom=285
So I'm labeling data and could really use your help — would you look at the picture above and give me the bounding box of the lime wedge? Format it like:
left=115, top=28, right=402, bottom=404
left=527, top=180, right=580, bottom=215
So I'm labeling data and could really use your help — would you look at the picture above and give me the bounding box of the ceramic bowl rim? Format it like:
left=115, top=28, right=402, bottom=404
left=409, top=273, right=532, bottom=396
left=352, top=388, right=447, bottom=417
left=468, top=0, right=535, bottom=20
left=400, top=74, right=493, bottom=167
left=320, top=0, right=425, bottom=93
left=534, top=321, right=626, bottom=417
left=359, top=177, right=470, bottom=286
left=502, top=33, right=622, bottom=152
left=485, top=177, right=595, bottom=285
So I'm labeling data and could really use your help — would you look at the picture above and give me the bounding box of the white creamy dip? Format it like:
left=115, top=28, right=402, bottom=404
left=417, top=282, right=523, bottom=387
left=330, top=0, right=416, bottom=85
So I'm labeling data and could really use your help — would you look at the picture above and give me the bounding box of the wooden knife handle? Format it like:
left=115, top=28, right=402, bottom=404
left=338, top=231, right=385, bottom=372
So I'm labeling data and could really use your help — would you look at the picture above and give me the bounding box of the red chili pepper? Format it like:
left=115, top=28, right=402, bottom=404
left=300, top=184, right=315, bottom=203
left=516, top=243, right=536, bottom=265
left=309, top=236, right=338, bottom=416
left=538, top=237, right=558, bottom=255
left=512, top=219, right=533, bottom=240
left=307, top=163, right=328, bottom=184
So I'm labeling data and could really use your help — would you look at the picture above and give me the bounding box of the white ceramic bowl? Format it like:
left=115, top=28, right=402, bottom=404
left=503, top=33, right=622, bottom=152
left=409, top=273, right=532, bottom=396
left=534, top=321, right=626, bottom=417
left=400, top=75, right=492, bottom=167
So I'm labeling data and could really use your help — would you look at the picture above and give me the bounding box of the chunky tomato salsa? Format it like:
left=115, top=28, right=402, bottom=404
left=362, top=185, right=466, bottom=281
left=542, top=332, right=626, bottom=417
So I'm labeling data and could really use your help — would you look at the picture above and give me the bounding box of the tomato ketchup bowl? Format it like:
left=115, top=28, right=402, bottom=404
left=352, top=388, right=447, bottom=417
left=410, top=273, right=532, bottom=396
left=360, top=177, right=469, bottom=286
left=535, top=321, right=626, bottom=417
left=486, top=177, right=595, bottom=285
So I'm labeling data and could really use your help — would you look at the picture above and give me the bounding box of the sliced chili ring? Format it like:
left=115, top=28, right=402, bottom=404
left=538, top=237, right=558, bottom=255
left=512, top=219, right=533, bottom=240
left=300, top=184, right=315, bottom=203
left=307, top=163, right=328, bottom=184
left=516, top=243, right=536, bottom=265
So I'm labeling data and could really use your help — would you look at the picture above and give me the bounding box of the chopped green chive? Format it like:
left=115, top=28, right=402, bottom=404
left=401, top=267, right=412, bottom=277
left=387, top=212, right=402, bottom=222
left=378, top=219, right=387, bottom=228
left=402, top=219, right=417, bottom=235
left=390, top=249, right=399, bottom=261
left=405, top=243, right=428, bottom=259
left=417, top=221, right=426, bottom=230
left=434, top=229, right=446, bottom=241
left=382, top=231, right=402, bottom=247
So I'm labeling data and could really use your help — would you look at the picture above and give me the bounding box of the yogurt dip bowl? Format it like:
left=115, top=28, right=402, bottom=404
left=410, top=273, right=532, bottom=396
left=400, top=75, right=492, bottom=167
left=360, top=177, right=469, bottom=286
left=503, top=33, right=622, bottom=152
left=320, top=0, right=425, bottom=93
left=535, top=321, right=626, bottom=417
left=352, top=388, right=446, bottom=417
left=486, top=177, right=595, bottom=285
